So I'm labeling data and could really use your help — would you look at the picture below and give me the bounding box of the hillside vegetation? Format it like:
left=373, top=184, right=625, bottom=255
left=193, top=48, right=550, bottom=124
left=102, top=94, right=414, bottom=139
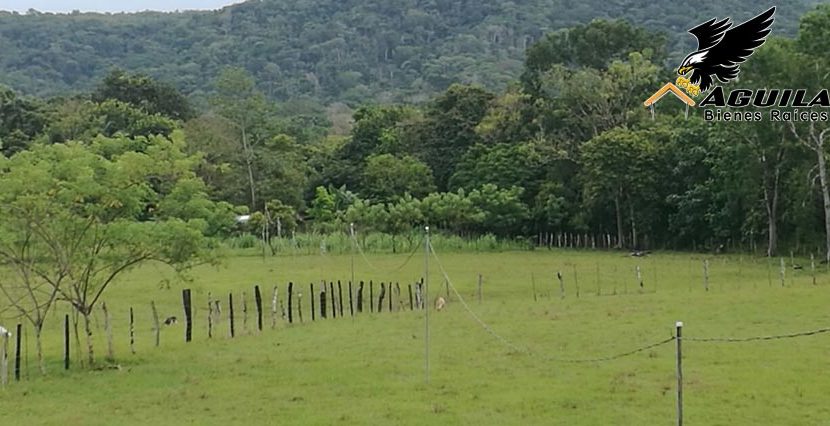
left=0, top=0, right=820, bottom=102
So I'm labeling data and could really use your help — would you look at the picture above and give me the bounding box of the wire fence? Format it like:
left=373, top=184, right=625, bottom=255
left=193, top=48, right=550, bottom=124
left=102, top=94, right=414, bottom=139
left=428, top=239, right=830, bottom=363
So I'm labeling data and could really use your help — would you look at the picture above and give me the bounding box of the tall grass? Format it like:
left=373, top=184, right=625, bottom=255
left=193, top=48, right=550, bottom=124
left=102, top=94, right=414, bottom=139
left=223, top=231, right=533, bottom=256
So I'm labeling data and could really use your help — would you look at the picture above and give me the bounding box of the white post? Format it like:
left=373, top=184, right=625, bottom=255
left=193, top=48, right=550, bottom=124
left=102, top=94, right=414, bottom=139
left=676, top=321, right=684, bottom=426
left=1, top=331, right=8, bottom=387
left=424, top=226, right=430, bottom=385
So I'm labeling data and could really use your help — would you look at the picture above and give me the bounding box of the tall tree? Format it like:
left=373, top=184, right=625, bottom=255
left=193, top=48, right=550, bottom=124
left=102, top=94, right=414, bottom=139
left=211, top=67, right=269, bottom=211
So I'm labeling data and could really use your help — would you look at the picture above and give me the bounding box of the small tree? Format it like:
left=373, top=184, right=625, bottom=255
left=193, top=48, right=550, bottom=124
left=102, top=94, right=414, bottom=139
left=0, top=132, right=228, bottom=366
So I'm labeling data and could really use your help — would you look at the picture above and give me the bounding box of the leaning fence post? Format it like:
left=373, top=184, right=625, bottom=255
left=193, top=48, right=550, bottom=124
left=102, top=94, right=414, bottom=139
left=676, top=321, right=684, bottom=426
left=255, top=285, right=263, bottom=332
left=348, top=281, right=354, bottom=317
left=557, top=272, right=565, bottom=299
left=408, top=284, right=414, bottom=310
left=298, top=292, right=304, bottom=324
left=378, top=282, right=386, bottom=313
left=151, top=301, right=160, bottom=347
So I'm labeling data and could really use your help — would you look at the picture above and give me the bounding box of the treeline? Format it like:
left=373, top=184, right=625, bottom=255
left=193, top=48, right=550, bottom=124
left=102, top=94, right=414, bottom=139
left=0, top=0, right=820, bottom=103
left=3, top=5, right=830, bottom=259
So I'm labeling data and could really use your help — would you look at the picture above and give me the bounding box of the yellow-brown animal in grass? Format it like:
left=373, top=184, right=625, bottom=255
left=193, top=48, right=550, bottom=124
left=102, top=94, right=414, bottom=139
left=434, top=296, right=446, bottom=311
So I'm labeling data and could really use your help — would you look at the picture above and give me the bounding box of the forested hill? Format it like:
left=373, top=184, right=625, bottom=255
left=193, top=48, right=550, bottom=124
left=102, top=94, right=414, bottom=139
left=0, top=0, right=820, bottom=103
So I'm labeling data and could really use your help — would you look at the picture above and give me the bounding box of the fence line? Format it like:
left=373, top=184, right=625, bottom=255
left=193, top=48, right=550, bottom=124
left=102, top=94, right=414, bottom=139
left=350, top=232, right=423, bottom=275
left=685, top=327, right=830, bottom=343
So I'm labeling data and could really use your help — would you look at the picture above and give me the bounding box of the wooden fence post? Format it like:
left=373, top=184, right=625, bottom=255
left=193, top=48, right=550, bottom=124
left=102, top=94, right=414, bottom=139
left=477, top=274, right=483, bottom=304
left=573, top=265, right=580, bottom=298
left=310, top=283, right=316, bottom=321
left=320, top=290, right=327, bottom=319
left=151, top=301, right=160, bottom=347
left=378, top=283, right=386, bottom=313
left=255, top=285, right=263, bottom=331
left=242, top=291, right=248, bottom=333
left=388, top=281, right=393, bottom=312
left=357, top=281, right=364, bottom=313
left=271, top=286, right=278, bottom=329
left=369, top=281, right=374, bottom=313
left=182, top=289, right=192, bottom=343
left=408, top=284, right=414, bottom=310
left=298, top=292, right=304, bottom=323
left=444, top=279, right=450, bottom=301
left=330, top=282, right=337, bottom=319
left=207, top=292, right=213, bottom=339
left=14, top=324, right=22, bottom=381
left=338, top=281, right=344, bottom=317
left=129, top=307, right=135, bottom=354
left=348, top=281, right=354, bottom=317
left=287, top=282, right=294, bottom=324
left=557, top=272, right=565, bottom=299
left=396, top=283, right=402, bottom=311
left=65, top=314, right=70, bottom=369
left=229, top=293, right=235, bottom=338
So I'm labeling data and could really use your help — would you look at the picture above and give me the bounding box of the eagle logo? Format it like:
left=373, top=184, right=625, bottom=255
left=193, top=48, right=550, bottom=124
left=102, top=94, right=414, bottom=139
left=676, top=7, right=776, bottom=96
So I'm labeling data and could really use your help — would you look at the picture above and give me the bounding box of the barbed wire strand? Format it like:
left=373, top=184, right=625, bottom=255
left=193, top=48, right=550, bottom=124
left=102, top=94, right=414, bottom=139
left=685, top=327, right=830, bottom=343
left=350, top=232, right=423, bottom=275
left=428, top=240, right=677, bottom=363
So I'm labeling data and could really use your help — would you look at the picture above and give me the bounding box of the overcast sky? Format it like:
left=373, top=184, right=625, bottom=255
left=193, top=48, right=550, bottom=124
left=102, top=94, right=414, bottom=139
left=1, top=1, right=242, bottom=13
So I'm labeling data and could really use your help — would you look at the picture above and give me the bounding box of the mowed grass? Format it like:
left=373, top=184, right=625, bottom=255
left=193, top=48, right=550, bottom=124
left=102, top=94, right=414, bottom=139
left=2, top=249, right=830, bottom=425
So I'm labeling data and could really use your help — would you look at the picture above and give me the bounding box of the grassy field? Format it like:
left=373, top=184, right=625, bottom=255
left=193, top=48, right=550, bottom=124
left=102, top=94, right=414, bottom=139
left=1, top=248, right=830, bottom=425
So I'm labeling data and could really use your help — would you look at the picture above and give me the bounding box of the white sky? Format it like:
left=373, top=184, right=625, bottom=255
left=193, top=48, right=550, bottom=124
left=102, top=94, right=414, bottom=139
left=1, top=1, right=243, bottom=13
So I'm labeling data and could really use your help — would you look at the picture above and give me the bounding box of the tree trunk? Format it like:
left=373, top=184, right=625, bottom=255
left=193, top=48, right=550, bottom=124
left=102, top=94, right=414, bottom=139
left=83, top=311, right=94, bottom=367
left=762, top=150, right=782, bottom=257
left=35, top=326, right=44, bottom=375
left=817, top=146, right=830, bottom=263
left=241, top=126, right=257, bottom=210
left=614, top=193, right=623, bottom=249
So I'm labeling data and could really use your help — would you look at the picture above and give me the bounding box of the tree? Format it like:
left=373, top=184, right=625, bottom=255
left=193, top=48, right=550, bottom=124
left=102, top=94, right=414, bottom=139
left=581, top=127, right=659, bottom=249
left=0, top=132, right=228, bottom=366
left=92, top=69, right=194, bottom=120
left=792, top=4, right=830, bottom=261
left=467, top=184, right=529, bottom=237
left=362, top=154, right=435, bottom=202
left=410, top=84, right=494, bottom=190
left=0, top=86, right=47, bottom=155
left=211, top=67, right=269, bottom=211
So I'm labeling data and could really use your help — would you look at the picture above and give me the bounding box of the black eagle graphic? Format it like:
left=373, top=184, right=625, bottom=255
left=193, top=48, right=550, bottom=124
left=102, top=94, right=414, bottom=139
left=677, top=7, right=776, bottom=92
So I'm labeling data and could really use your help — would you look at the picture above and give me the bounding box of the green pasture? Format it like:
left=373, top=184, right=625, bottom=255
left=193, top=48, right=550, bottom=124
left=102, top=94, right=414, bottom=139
left=1, top=249, right=829, bottom=425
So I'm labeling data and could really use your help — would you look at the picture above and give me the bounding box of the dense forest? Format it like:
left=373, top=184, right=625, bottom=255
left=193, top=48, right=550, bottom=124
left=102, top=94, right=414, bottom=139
left=0, top=0, right=822, bottom=104
left=2, top=3, right=830, bottom=260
